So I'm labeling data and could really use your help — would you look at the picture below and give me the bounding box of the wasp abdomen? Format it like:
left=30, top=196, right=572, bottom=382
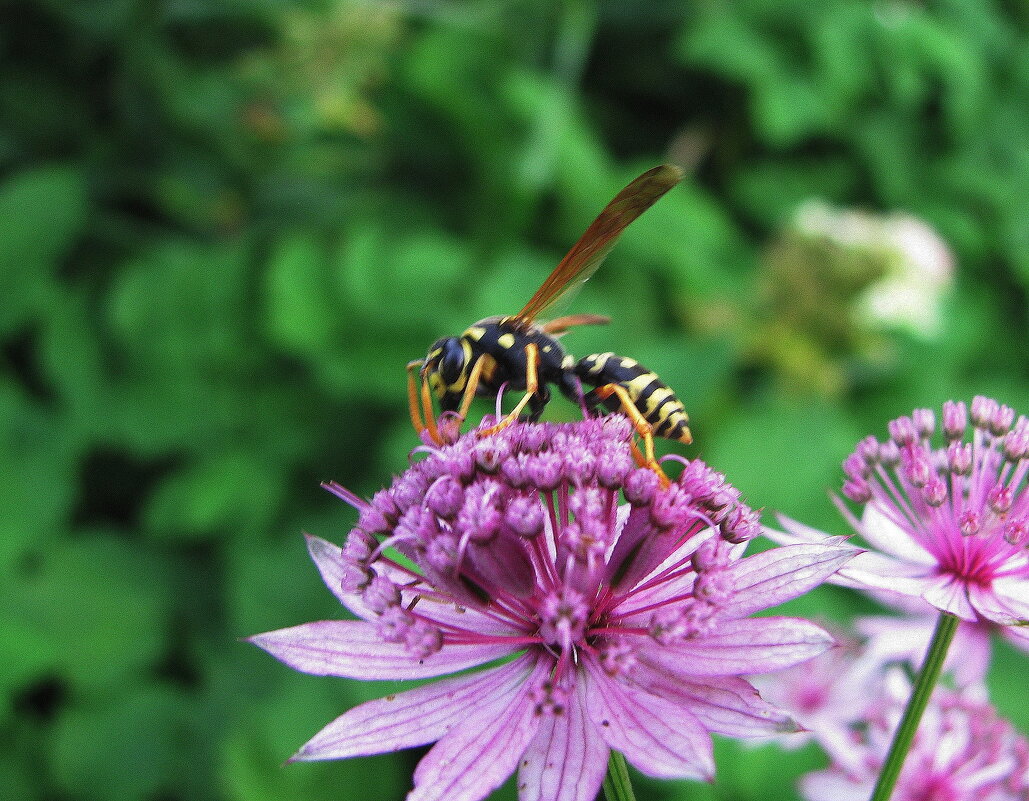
left=575, top=352, right=692, bottom=444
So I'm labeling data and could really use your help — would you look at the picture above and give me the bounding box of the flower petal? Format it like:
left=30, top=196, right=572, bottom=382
left=854, top=614, right=991, bottom=687
left=518, top=678, right=608, bottom=801
left=608, top=532, right=716, bottom=621
left=767, top=516, right=835, bottom=545
left=991, top=576, right=1029, bottom=620
left=1001, top=623, right=1029, bottom=654
left=835, top=551, right=937, bottom=591
left=608, top=506, right=716, bottom=595
left=921, top=575, right=977, bottom=621
left=857, top=503, right=936, bottom=566
left=291, top=655, right=535, bottom=761
left=968, top=584, right=1029, bottom=627
left=800, top=769, right=870, bottom=801
left=465, top=535, right=537, bottom=599
left=721, top=540, right=860, bottom=619
left=248, top=620, right=514, bottom=679
left=408, top=657, right=547, bottom=801
left=770, top=518, right=937, bottom=597
left=305, top=534, right=377, bottom=620
left=584, top=658, right=714, bottom=780
left=612, top=574, right=696, bottom=626
left=633, top=663, right=797, bottom=737
left=649, top=617, right=835, bottom=676
left=773, top=511, right=941, bottom=584
left=304, top=535, right=516, bottom=635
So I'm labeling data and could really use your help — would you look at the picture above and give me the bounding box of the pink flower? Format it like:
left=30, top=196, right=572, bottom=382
left=751, top=617, right=993, bottom=769
left=769, top=398, right=1029, bottom=637
left=750, top=631, right=881, bottom=771
left=250, top=417, right=857, bottom=801
left=800, top=672, right=1029, bottom=801
left=756, top=641, right=1028, bottom=801
left=852, top=611, right=992, bottom=687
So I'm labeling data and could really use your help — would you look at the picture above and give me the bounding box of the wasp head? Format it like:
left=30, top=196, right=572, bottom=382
left=422, top=337, right=469, bottom=403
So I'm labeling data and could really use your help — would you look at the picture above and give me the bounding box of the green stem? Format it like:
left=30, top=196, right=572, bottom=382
left=602, top=750, right=636, bottom=801
left=869, top=611, right=959, bottom=801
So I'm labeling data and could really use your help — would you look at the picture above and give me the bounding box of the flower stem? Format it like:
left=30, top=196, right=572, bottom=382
left=869, top=611, right=959, bottom=801
left=602, top=750, right=636, bottom=801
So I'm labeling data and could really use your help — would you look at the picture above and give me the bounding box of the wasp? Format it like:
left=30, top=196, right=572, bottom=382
left=407, top=165, right=692, bottom=480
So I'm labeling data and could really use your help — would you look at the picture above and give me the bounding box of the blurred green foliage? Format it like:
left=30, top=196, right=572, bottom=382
left=1, top=1, right=1025, bottom=800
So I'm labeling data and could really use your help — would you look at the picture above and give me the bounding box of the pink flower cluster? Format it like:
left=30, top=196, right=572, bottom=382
left=787, top=662, right=1029, bottom=801
left=252, top=416, right=857, bottom=801
left=758, top=397, right=1029, bottom=799
left=754, top=621, right=1029, bottom=800
left=771, top=397, right=1029, bottom=648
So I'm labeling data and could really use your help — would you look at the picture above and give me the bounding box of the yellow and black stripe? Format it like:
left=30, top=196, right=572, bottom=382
left=575, top=352, right=692, bottom=444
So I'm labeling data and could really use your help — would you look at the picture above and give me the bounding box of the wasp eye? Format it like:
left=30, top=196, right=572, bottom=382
left=438, top=339, right=466, bottom=384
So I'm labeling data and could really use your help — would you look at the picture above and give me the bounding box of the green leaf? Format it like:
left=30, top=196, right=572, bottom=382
left=731, top=159, right=857, bottom=228
left=37, top=289, right=108, bottom=434
left=226, top=680, right=407, bottom=801
left=145, top=451, right=283, bottom=540
left=0, top=165, right=87, bottom=333
left=0, top=165, right=87, bottom=271
left=106, top=241, right=250, bottom=376
left=702, top=395, right=861, bottom=530
left=0, top=534, right=170, bottom=692
left=0, top=383, right=78, bottom=574
left=262, top=232, right=336, bottom=355
left=51, top=684, right=192, bottom=801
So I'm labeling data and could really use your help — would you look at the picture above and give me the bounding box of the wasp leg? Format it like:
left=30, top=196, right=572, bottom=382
left=526, top=384, right=551, bottom=421
left=628, top=438, right=649, bottom=470
left=477, top=343, right=540, bottom=438
left=406, top=360, right=444, bottom=445
left=556, top=368, right=590, bottom=418
left=455, top=356, right=487, bottom=422
left=591, top=383, right=670, bottom=488
left=420, top=374, right=443, bottom=444
left=406, top=360, right=427, bottom=435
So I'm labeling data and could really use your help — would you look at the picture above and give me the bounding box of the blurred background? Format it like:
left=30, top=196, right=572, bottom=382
left=2, top=1, right=1026, bottom=799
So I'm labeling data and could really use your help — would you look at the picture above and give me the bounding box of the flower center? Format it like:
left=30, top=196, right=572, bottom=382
left=329, top=418, right=761, bottom=666
left=538, top=588, right=589, bottom=650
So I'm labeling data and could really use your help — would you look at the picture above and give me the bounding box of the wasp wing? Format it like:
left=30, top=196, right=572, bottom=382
left=514, top=164, right=683, bottom=324
left=541, top=314, right=611, bottom=335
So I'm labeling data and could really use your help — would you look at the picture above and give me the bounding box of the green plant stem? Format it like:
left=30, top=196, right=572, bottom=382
left=602, top=750, right=636, bottom=801
left=869, top=611, right=959, bottom=801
